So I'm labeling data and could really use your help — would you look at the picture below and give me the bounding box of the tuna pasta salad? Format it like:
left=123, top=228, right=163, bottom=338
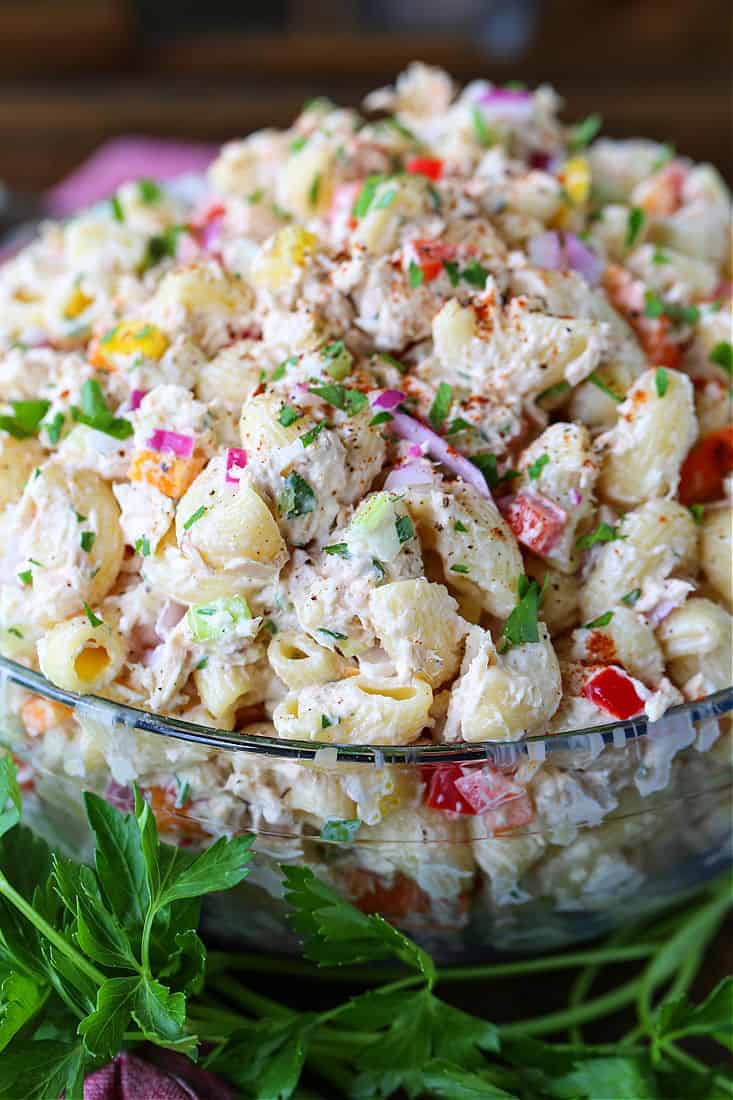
left=0, top=66, right=731, bottom=931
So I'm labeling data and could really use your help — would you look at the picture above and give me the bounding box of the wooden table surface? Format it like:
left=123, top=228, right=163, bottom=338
left=0, top=0, right=731, bottom=195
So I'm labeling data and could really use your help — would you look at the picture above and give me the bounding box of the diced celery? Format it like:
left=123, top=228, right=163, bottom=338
left=187, top=594, right=251, bottom=642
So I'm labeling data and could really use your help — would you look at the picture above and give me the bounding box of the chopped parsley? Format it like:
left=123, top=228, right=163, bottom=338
left=278, top=405, right=301, bottom=428
left=137, top=178, right=162, bottom=203
left=44, top=411, right=64, bottom=445
left=0, top=399, right=51, bottom=439
left=395, top=514, right=415, bottom=544
left=621, top=588, right=642, bottom=606
left=135, top=536, right=151, bottom=557
left=277, top=472, right=316, bottom=519
left=469, top=452, right=499, bottom=490
left=183, top=506, right=207, bottom=530
left=527, top=453, right=549, bottom=480
left=290, top=135, right=308, bottom=153
left=584, top=611, right=614, bottom=629
left=378, top=352, right=408, bottom=374
left=173, top=777, right=191, bottom=809
left=576, top=522, right=624, bottom=550
left=655, top=367, right=669, bottom=398
left=625, top=207, right=645, bottom=248
left=323, top=543, right=350, bottom=557
left=461, top=259, right=490, bottom=289
left=652, top=248, right=670, bottom=265
left=709, top=341, right=733, bottom=376
left=109, top=194, right=124, bottom=222
left=263, top=619, right=278, bottom=635
left=83, top=602, right=103, bottom=628
left=352, top=175, right=385, bottom=219
left=408, top=261, right=424, bottom=288
left=70, top=380, right=132, bottom=440
left=644, top=292, right=699, bottom=326
left=7, top=627, right=23, bottom=639
left=588, top=373, right=624, bottom=403
left=428, top=383, right=453, bottom=431
left=568, top=113, right=602, bottom=152
left=446, top=417, right=473, bottom=435
left=450, top=563, right=470, bottom=574
left=300, top=421, right=329, bottom=448
left=17, top=570, right=32, bottom=587
left=139, top=225, right=186, bottom=273
left=537, top=380, right=571, bottom=403
left=318, top=628, right=347, bottom=641
left=322, top=339, right=353, bottom=380
left=320, top=715, right=334, bottom=730
left=308, top=173, right=321, bottom=207
left=688, top=503, right=705, bottom=525
left=454, top=520, right=468, bottom=533
left=372, top=558, right=386, bottom=580
left=272, top=354, right=299, bottom=382
left=443, top=260, right=460, bottom=287
left=501, top=574, right=545, bottom=649
left=308, top=383, right=368, bottom=416
left=247, top=188, right=264, bottom=204
left=426, top=183, right=442, bottom=211
left=471, top=104, right=494, bottom=148
left=369, top=411, right=393, bottom=427
left=80, top=531, right=96, bottom=553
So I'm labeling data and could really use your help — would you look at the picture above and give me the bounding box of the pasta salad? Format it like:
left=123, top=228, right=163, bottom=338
left=1, top=62, right=731, bottom=759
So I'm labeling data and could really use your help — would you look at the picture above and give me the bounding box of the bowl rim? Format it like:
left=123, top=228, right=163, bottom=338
left=1, top=656, right=731, bottom=765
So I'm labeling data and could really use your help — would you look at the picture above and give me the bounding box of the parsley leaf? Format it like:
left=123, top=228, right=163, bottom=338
left=308, top=383, right=368, bottom=415
left=44, top=411, right=64, bottom=445
left=470, top=452, right=499, bottom=489
left=323, top=543, right=350, bottom=557
left=501, top=574, right=544, bottom=649
left=109, top=194, right=124, bottom=222
left=408, top=261, right=424, bottom=288
left=135, top=536, right=151, bottom=557
left=83, top=602, right=103, bottom=627
left=655, top=366, right=669, bottom=397
left=80, top=531, right=96, bottom=553
left=183, top=506, right=207, bottom=530
left=625, top=206, right=645, bottom=248
left=353, top=175, right=385, bottom=218
left=688, top=503, right=705, bottom=525
left=277, top=472, right=316, bottom=518
left=137, top=178, right=162, bottom=203
left=461, top=259, right=490, bottom=289
left=537, top=380, right=571, bottom=403
left=429, top=383, right=453, bottom=430
left=139, top=226, right=186, bottom=273
left=709, top=341, right=733, bottom=376
left=621, top=588, right=642, bottom=606
left=588, top=373, right=624, bottom=403
left=300, top=421, right=328, bottom=447
left=0, top=400, right=51, bottom=440
left=278, top=405, right=301, bottom=428
left=584, top=611, right=614, bottom=629
left=70, top=380, right=133, bottom=440
left=471, top=105, right=494, bottom=148
left=320, top=819, right=361, bottom=843
left=568, top=113, right=602, bottom=151
left=576, top=522, right=624, bottom=550
left=395, top=514, right=415, bottom=543
left=527, top=453, right=549, bottom=480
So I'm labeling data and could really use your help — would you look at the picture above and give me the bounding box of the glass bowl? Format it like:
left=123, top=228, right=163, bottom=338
left=1, top=655, right=731, bottom=962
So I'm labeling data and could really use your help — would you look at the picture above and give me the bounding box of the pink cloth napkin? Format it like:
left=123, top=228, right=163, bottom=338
left=45, top=136, right=218, bottom=217
left=84, top=1050, right=235, bottom=1100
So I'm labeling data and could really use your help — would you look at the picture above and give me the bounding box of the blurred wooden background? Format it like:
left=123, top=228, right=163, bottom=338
left=0, top=0, right=731, bottom=194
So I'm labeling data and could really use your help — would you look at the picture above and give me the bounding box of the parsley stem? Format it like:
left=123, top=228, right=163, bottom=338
left=662, top=1042, right=733, bottom=1095
left=208, top=974, right=291, bottom=1019
left=567, top=923, right=643, bottom=1044
left=0, top=870, right=106, bottom=988
left=498, top=976, right=642, bottom=1037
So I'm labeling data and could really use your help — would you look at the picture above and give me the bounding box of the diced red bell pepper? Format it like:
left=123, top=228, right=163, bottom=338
left=453, top=765, right=525, bottom=814
left=346, top=869, right=430, bottom=919
left=583, top=667, right=645, bottom=720
left=422, top=764, right=478, bottom=815
left=408, top=239, right=458, bottom=282
left=406, top=156, right=444, bottom=182
left=636, top=317, right=683, bottom=369
left=498, top=491, right=567, bottom=555
left=678, top=426, right=733, bottom=505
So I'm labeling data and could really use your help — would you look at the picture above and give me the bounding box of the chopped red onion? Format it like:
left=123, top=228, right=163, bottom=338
left=155, top=600, right=187, bottom=640
left=130, top=388, right=147, bottom=411
left=528, top=230, right=604, bottom=286
left=407, top=443, right=423, bottom=458
left=225, top=447, right=248, bottom=484
left=146, top=429, right=195, bottom=458
left=390, top=410, right=490, bottom=498
left=645, top=599, right=678, bottom=627
left=569, top=487, right=582, bottom=507
left=477, top=87, right=534, bottom=122
left=371, top=388, right=406, bottom=410
left=103, top=780, right=134, bottom=813
left=563, top=232, right=605, bottom=286
left=384, top=458, right=435, bottom=490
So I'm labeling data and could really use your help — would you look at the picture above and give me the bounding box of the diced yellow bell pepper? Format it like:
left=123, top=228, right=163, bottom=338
left=252, top=226, right=318, bottom=290
left=128, top=448, right=204, bottom=499
left=561, top=156, right=591, bottom=206
left=63, top=286, right=94, bottom=320
left=91, top=320, right=169, bottom=371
